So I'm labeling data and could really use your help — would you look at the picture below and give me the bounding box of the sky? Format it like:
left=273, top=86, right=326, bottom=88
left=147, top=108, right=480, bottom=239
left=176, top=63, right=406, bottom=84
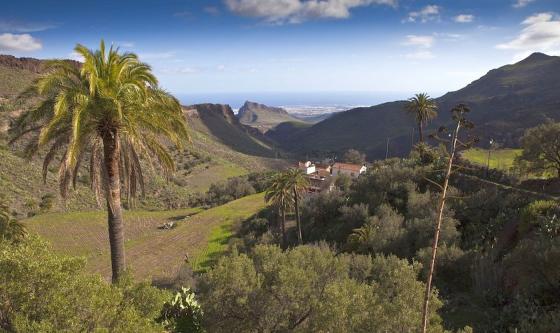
left=1, top=0, right=560, bottom=101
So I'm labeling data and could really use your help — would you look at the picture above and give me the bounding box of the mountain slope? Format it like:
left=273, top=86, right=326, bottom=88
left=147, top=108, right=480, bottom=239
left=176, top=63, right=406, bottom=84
left=276, top=53, right=560, bottom=159
left=237, top=101, right=305, bottom=131
left=0, top=55, right=285, bottom=216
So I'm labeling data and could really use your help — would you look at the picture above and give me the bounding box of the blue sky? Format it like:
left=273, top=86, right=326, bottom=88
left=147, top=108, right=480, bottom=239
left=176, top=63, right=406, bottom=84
left=1, top=0, right=560, bottom=98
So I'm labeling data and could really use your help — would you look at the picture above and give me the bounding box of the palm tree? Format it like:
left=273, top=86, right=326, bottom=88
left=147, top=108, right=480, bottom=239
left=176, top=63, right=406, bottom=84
left=283, top=168, right=309, bottom=245
left=405, top=93, right=438, bottom=143
left=10, top=41, right=189, bottom=282
left=265, top=172, right=291, bottom=248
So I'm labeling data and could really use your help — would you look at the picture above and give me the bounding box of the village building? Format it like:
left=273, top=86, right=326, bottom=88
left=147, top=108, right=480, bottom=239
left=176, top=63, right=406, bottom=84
left=331, top=162, right=367, bottom=177
left=298, top=161, right=316, bottom=175
left=297, top=161, right=334, bottom=193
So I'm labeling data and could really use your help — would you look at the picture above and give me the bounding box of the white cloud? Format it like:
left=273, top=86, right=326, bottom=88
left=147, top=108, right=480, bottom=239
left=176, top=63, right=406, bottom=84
left=403, top=35, right=434, bottom=48
left=454, top=14, right=474, bottom=23
left=513, top=0, right=535, bottom=8
left=433, top=32, right=464, bottom=41
left=404, top=51, right=435, bottom=60
left=405, top=5, right=440, bottom=23
left=225, top=0, right=397, bottom=23
left=0, top=20, right=57, bottom=33
left=68, top=51, right=83, bottom=61
left=0, top=33, right=42, bottom=52
left=496, top=12, right=560, bottom=57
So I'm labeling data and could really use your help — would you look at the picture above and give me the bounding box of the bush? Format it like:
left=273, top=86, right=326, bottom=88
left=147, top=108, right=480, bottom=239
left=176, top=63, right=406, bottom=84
left=346, top=204, right=406, bottom=256
left=416, top=244, right=473, bottom=294
left=206, top=177, right=256, bottom=207
left=199, top=244, right=445, bottom=333
left=158, top=287, right=205, bottom=333
left=39, top=193, right=56, bottom=213
left=0, top=236, right=168, bottom=332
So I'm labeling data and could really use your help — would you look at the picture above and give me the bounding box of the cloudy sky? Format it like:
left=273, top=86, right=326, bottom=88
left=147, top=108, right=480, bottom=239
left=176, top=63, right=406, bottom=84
left=1, top=0, right=560, bottom=97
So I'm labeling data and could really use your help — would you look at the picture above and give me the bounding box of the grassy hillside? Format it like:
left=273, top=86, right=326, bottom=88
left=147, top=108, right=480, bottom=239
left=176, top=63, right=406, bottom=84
left=461, top=148, right=522, bottom=171
left=277, top=101, right=412, bottom=158
left=0, top=65, right=37, bottom=98
left=0, top=58, right=286, bottom=215
left=24, top=193, right=266, bottom=281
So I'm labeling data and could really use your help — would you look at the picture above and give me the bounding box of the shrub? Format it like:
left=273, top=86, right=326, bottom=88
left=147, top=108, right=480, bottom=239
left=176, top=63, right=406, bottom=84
left=206, top=177, right=256, bottom=207
left=0, top=236, right=168, bottom=332
left=39, top=193, right=56, bottom=213
left=158, top=287, right=205, bottom=333
left=199, top=244, right=445, bottom=333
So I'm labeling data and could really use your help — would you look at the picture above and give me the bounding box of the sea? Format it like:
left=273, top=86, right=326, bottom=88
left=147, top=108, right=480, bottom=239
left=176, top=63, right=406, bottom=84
left=176, top=91, right=421, bottom=118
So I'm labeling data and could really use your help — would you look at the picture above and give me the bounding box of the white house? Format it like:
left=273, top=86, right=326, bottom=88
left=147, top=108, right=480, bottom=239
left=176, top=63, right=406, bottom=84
left=332, top=163, right=367, bottom=178
left=298, top=161, right=316, bottom=175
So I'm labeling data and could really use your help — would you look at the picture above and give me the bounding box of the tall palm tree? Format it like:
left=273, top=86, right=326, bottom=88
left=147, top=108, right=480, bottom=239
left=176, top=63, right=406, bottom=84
left=10, top=41, right=189, bottom=282
left=265, top=172, right=291, bottom=248
left=283, top=168, right=309, bottom=245
left=405, top=93, right=438, bottom=143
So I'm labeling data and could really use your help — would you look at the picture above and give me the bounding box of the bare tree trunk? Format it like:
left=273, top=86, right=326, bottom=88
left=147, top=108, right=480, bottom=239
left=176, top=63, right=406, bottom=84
left=420, top=121, right=461, bottom=333
left=103, top=129, right=126, bottom=284
left=294, top=187, right=302, bottom=245
left=418, top=123, right=424, bottom=143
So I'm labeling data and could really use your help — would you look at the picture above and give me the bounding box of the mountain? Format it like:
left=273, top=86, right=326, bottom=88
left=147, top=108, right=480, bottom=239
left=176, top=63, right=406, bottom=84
left=237, top=101, right=305, bottom=131
left=0, top=55, right=285, bottom=216
left=184, top=103, right=277, bottom=158
left=274, top=52, right=560, bottom=159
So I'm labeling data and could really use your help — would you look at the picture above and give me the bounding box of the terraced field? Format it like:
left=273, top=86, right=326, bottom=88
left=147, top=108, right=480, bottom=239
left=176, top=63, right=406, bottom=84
left=461, top=148, right=522, bottom=171
left=24, top=193, right=266, bottom=282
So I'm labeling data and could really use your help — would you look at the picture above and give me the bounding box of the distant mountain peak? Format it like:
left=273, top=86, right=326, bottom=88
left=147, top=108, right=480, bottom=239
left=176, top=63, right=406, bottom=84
left=518, top=52, right=553, bottom=64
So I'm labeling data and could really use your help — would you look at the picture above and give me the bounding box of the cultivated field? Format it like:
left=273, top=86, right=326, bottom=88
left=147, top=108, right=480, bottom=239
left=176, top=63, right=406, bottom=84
left=461, top=148, right=521, bottom=171
left=24, top=193, right=266, bottom=282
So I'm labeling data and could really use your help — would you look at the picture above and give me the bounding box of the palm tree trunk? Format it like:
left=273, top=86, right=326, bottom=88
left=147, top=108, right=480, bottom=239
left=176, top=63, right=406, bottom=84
left=103, top=129, right=126, bottom=283
left=281, top=206, right=287, bottom=249
left=294, top=187, right=302, bottom=245
left=420, top=120, right=461, bottom=333
left=418, top=123, right=424, bottom=143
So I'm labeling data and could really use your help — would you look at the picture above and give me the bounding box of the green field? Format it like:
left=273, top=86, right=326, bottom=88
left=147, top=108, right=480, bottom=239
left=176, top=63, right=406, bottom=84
left=461, top=148, right=522, bottom=171
left=24, top=193, right=266, bottom=282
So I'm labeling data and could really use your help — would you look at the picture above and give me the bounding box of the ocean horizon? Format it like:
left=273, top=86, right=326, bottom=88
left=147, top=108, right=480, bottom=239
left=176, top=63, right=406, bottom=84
left=175, top=91, right=440, bottom=113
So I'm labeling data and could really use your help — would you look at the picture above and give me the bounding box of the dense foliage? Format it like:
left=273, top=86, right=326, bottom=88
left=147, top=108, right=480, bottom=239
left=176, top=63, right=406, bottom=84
left=0, top=236, right=169, bottom=332
left=199, top=244, right=445, bottom=333
left=516, top=122, right=560, bottom=177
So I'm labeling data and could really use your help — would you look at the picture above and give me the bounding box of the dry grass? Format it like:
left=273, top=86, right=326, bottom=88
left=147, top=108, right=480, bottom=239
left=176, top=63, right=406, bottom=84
left=24, top=193, right=266, bottom=282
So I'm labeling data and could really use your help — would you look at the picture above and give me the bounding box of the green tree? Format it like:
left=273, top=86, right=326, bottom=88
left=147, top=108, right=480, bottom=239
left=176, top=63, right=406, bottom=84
left=516, top=122, right=560, bottom=178
left=11, top=41, right=189, bottom=283
left=405, top=93, right=438, bottom=143
left=0, top=236, right=168, bottom=332
left=199, top=244, right=445, bottom=333
left=342, top=149, right=366, bottom=164
left=283, top=168, right=309, bottom=244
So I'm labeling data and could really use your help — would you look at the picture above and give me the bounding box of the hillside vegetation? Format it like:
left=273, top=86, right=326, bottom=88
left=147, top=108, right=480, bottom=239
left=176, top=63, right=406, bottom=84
left=0, top=56, right=286, bottom=215
left=461, top=148, right=522, bottom=171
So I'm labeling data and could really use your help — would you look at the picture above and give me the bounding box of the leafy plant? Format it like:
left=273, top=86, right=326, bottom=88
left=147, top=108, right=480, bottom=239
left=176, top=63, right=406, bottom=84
left=159, top=287, right=205, bottom=333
